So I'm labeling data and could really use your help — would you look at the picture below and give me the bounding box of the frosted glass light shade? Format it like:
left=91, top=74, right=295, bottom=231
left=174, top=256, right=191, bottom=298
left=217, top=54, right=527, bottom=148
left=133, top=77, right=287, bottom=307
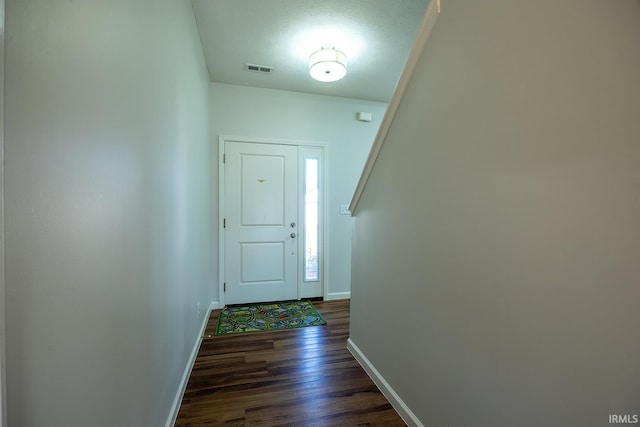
left=309, top=48, right=347, bottom=82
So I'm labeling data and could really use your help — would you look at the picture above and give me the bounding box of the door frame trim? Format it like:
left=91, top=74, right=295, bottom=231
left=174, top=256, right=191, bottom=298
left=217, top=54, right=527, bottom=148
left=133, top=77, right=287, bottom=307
left=218, top=135, right=328, bottom=308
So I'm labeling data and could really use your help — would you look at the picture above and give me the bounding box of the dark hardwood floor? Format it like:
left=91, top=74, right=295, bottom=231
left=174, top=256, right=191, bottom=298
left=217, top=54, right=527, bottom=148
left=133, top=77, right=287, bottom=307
left=175, top=299, right=406, bottom=426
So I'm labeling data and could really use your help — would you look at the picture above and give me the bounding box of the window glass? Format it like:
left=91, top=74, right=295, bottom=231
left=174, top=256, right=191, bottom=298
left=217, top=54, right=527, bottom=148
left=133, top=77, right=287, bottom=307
left=304, top=157, right=319, bottom=282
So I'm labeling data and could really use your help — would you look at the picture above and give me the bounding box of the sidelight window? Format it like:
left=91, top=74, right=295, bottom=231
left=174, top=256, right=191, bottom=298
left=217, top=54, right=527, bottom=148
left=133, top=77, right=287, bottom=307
left=303, top=156, right=320, bottom=282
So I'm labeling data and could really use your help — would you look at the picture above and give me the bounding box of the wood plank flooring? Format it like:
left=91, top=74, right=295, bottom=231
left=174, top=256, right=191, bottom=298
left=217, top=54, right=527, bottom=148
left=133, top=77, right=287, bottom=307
left=175, top=299, right=406, bottom=426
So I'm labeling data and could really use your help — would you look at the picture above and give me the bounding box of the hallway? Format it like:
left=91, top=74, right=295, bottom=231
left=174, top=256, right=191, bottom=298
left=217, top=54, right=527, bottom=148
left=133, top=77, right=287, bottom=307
left=175, top=300, right=405, bottom=426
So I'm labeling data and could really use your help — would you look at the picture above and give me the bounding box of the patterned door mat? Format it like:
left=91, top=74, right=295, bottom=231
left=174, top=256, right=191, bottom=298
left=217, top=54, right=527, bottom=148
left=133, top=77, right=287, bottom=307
left=215, top=300, right=327, bottom=335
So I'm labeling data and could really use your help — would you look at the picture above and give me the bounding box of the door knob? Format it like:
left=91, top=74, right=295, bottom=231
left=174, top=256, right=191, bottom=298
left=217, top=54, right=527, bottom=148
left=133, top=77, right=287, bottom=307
left=290, top=232, right=297, bottom=238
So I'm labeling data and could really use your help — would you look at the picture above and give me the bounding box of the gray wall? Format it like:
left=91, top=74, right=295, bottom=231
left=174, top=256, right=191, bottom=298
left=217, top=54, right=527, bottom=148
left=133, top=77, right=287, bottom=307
left=350, top=0, right=640, bottom=426
left=5, top=1, right=211, bottom=425
left=211, top=83, right=387, bottom=301
left=0, top=0, right=5, bottom=424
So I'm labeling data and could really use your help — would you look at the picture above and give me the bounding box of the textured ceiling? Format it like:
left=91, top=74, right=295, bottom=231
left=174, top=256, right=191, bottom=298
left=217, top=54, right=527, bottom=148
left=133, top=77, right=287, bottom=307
left=191, top=0, right=431, bottom=103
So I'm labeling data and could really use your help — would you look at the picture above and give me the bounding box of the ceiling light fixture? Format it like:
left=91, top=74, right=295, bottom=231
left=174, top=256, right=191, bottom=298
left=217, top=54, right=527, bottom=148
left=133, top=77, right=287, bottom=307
left=309, top=47, right=347, bottom=82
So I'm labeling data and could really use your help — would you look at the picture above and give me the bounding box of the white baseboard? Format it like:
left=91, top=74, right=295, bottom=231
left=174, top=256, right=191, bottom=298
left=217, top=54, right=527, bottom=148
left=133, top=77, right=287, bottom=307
left=326, top=291, right=350, bottom=300
left=165, top=303, right=214, bottom=427
left=347, top=338, right=424, bottom=427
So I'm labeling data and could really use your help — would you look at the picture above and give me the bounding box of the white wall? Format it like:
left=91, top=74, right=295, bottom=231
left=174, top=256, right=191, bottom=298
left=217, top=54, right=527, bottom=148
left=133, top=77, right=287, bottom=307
left=211, top=83, right=387, bottom=301
left=4, top=1, right=211, bottom=426
left=350, top=1, right=640, bottom=426
left=0, top=0, right=6, bottom=424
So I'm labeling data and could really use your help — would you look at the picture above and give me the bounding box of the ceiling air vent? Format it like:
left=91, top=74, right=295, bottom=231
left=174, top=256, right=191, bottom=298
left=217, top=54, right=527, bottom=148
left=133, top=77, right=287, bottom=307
left=244, top=63, right=274, bottom=74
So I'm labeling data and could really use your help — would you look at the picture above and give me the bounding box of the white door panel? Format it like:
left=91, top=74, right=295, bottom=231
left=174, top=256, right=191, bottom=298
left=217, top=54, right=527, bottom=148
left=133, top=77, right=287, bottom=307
left=240, top=242, right=284, bottom=283
left=240, top=154, right=285, bottom=226
left=224, top=142, right=298, bottom=304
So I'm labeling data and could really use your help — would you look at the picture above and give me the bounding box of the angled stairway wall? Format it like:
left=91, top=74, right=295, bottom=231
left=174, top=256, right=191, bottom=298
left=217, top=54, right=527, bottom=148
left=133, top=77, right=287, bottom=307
left=349, top=1, right=640, bottom=426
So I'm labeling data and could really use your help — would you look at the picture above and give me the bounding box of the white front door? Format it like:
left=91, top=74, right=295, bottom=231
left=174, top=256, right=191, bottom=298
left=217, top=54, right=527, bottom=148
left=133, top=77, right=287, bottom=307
left=223, top=141, right=299, bottom=304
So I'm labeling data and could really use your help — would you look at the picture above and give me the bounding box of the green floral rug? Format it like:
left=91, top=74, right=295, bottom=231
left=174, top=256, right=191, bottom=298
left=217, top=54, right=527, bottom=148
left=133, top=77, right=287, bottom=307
left=215, top=300, right=326, bottom=335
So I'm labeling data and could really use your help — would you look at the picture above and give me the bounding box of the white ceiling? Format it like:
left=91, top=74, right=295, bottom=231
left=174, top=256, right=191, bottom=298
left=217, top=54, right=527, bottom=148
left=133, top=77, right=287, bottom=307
left=191, top=0, right=431, bottom=103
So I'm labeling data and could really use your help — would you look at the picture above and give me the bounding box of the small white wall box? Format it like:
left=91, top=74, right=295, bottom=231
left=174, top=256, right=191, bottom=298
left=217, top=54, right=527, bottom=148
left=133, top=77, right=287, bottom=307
left=356, top=112, right=372, bottom=122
